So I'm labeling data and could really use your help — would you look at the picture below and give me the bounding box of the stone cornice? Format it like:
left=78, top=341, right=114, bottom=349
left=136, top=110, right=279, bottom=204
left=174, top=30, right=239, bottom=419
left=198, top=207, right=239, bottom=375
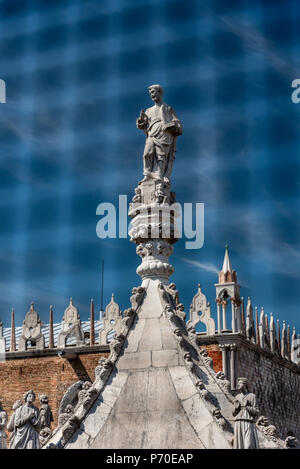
left=1, top=344, right=110, bottom=360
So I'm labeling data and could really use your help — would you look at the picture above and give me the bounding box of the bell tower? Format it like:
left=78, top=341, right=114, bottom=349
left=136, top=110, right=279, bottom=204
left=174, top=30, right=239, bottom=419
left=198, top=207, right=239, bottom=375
left=215, top=245, right=242, bottom=333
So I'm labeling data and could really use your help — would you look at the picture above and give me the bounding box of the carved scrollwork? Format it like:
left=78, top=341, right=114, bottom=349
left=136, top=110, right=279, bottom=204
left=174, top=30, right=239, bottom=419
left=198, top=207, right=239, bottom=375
left=95, top=357, right=114, bottom=381
left=77, top=381, right=98, bottom=411
left=256, top=416, right=278, bottom=441
left=130, top=287, right=145, bottom=311
left=216, top=371, right=231, bottom=393
left=199, top=348, right=214, bottom=369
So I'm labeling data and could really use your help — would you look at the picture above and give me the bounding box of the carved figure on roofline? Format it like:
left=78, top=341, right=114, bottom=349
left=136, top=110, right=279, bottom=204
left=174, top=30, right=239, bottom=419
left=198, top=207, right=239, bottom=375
left=38, top=395, right=53, bottom=431
left=9, top=390, right=40, bottom=449
left=136, top=84, right=182, bottom=183
left=0, top=400, right=7, bottom=449
left=232, top=377, right=259, bottom=449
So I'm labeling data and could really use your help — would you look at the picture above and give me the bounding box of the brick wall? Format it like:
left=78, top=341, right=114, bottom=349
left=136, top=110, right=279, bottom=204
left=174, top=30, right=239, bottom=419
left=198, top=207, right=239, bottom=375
left=200, top=344, right=223, bottom=372
left=0, top=350, right=109, bottom=443
left=237, top=346, right=300, bottom=441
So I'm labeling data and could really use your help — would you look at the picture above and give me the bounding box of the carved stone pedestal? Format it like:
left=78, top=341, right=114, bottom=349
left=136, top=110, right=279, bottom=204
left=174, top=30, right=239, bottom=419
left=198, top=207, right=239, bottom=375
left=129, top=178, right=178, bottom=286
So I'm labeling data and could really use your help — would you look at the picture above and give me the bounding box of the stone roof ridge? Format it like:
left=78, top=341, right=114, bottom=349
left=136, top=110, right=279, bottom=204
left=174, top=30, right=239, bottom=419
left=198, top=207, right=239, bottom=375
left=43, top=284, right=147, bottom=448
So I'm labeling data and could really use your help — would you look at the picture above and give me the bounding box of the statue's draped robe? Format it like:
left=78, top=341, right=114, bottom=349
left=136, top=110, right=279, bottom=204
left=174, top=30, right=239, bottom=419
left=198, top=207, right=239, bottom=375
left=233, top=392, right=259, bottom=449
left=142, top=103, right=182, bottom=179
left=0, top=410, right=7, bottom=449
left=10, top=404, right=40, bottom=449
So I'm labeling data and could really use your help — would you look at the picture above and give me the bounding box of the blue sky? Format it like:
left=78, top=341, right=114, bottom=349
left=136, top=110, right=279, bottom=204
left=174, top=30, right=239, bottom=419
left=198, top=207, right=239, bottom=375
left=0, top=0, right=299, bottom=334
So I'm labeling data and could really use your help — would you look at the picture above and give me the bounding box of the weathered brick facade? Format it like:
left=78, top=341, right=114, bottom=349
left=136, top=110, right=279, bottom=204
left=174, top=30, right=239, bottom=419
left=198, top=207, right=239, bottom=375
left=0, top=347, right=109, bottom=441
left=1, top=338, right=299, bottom=446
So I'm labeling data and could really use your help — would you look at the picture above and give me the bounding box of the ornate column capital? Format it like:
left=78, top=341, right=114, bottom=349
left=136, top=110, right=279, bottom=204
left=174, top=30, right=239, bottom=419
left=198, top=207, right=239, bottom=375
left=219, top=343, right=231, bottom=352
left=229, top=343, right=238, bottom=351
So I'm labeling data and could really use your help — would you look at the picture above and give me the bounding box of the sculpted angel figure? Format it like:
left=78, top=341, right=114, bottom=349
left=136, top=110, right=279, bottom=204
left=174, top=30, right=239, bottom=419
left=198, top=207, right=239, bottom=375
left=136, top=84, right=182, bottom=183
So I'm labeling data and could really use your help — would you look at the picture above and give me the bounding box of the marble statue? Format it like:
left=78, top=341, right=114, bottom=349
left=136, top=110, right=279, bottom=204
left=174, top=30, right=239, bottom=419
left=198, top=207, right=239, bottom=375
left=232, top=377, right=259, bottom=449
left=9, top=390, right=40, bottom=449
left=136, top=84, right=182, bottom=183
left=0, top=401, right=7, bottom=449
left=38, top=395, right=53, bottom=430
left=6, top=400, right=22, bottom=448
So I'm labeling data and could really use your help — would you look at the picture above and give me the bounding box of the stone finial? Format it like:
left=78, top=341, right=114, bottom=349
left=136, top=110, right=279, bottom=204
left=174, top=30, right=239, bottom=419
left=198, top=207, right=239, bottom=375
left=189, top=284, right=215, bottom=336
left=18, top=303, right=45, bottom=351
left=281, top=320, right=288, bottom=360
left=10, top=308, right=16, bottom=352
left=57, top=299, right=84, bottom=348
left=291, top=327, right=299, bottom=364
left=264, top=314, right=270, bottom=351
left=287, top=324, right=291, bottom=360
left=277, top=319, right=281, bottom=356
left=90, top=299, right=95, bottom=346
left=0, top=321, right=5, bottom=360
left=255, top=306, right=260, bottom=346
left=241, top=297, right=246, bottom=336
left=259, top=307, right=265, bottom=349
left=49, top=305, right=54, bottom=349
left=269, top=313, right=277, bottom=354
left=246, top=297, right=255, bottom=343
left=99, top=294, right=122, bottom=345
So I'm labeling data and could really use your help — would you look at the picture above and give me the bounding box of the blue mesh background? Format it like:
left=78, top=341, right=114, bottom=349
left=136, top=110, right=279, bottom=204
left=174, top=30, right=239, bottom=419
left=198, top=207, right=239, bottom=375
left=0, top=0, right=299, bottom=332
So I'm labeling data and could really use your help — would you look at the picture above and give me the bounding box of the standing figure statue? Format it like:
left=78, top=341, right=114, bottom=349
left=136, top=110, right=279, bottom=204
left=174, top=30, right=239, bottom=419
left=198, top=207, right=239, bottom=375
left=136, top=84, right=182, bottom=183
left=38, top=395, right=53, bottom=431
left=232, top=377, right=260, bottom=449
left=0, top=401, right=7, bottom=449
left=9, top=390, right=40, bottom=449
left=6, top=400, right=22, bottom=448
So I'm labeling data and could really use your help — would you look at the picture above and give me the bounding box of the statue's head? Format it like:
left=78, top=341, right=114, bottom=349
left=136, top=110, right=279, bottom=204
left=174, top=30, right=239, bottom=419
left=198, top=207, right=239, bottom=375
left=82, top=381, right=92, bottom=391
left=148, top=84, right=163, bottom=103
left=24, top=389, right=36, bottom=403
left=237, top=377, right=249, bottom=392
left=39, top=394, right=48, bottom=404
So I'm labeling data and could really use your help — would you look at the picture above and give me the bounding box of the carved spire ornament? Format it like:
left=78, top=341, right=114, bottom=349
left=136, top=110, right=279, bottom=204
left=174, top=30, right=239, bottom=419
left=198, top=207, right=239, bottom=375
left=129, top=85, right=182, bottom=286
left=90, top=299, right=95, bottom=346
left=10, top=308, right=16, bottom=352
left=49, top=305, right=54, bottom=349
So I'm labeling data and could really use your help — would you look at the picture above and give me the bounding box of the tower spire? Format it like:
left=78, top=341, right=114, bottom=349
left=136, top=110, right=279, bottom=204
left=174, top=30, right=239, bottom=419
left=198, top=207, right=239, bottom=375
left=218, top=244, right=237, bottom=284
left=222, top=243, right=232, bottom=274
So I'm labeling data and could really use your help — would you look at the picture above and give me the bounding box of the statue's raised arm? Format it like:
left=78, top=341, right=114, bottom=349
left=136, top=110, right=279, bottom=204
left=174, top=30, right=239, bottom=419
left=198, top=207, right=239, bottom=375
left=136, top=84, right=182, bottom=184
